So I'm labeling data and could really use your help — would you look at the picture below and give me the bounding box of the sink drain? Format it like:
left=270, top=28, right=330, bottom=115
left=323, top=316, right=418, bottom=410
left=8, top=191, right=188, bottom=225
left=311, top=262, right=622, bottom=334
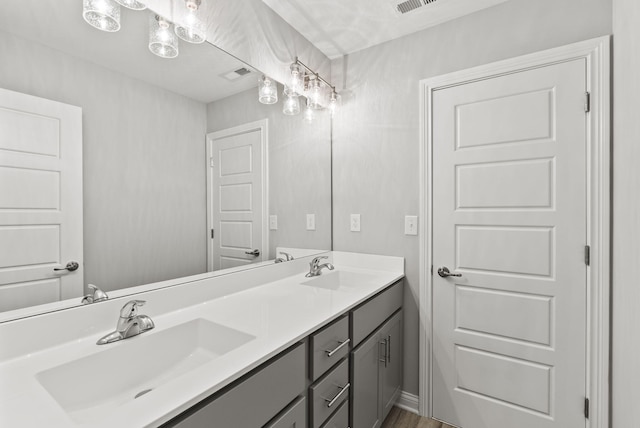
left=134, top=388, right=153, bottom=399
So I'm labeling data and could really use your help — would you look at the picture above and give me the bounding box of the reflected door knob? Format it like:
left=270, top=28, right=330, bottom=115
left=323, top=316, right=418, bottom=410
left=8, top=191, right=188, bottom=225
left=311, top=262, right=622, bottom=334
left=54, top=261, right=79, bottom=272
left=245, top=249, right=260, bottom=257
left=437, top=266, right=461, bottom=278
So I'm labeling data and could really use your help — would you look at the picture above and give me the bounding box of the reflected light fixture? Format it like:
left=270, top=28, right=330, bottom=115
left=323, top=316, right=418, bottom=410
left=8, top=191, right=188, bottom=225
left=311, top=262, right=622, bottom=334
left=289, top=63, right=302, bottom=93
left=258, top=75, right=278, bottom=105
left=83, top=0, right=121, bottom=32
left=283, top=87, right=301, bottom=115
left=149, top=15, right=179, bottom=59
left=175, top=0, right=206, bottom=44
left=114, top=0, right=146, bottom=10
left=328, top=91, right=340, bottom=116
left=309, top=76, right=323, bottom=109
left=304, top=98, right=314, bottom=123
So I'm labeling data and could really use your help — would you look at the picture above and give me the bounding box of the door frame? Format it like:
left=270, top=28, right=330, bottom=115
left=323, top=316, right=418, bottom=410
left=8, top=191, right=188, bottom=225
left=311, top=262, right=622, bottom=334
left=418, top=36, right=610, bottom=427
left=205, top=119, right=269, bottom=272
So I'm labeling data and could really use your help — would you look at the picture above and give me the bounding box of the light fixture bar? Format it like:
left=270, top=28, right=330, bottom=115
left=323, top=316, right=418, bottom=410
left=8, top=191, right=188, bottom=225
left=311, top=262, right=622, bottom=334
left=293, top=57, right=336, bottom=94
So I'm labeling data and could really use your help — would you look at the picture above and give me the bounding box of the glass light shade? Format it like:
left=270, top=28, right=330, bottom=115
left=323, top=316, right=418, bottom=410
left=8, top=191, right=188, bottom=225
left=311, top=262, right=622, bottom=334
left=83, top=0, right=121, bottom=32
left=304, top=99, right=314, bottom=123
left=114, top=0, right=146, bottom=10
left=149, top=15, right=179, bottom=59
left=289, top=63, right=302, bottom=93
left=258, top=76, right=278, bottom=105
left=175, top=0, right=206, bottom=44
left=329, top=91, right=341, bottom=116
left=283, top=88, right=300, bottom=115
left=309, top=78, right=323, bottom=109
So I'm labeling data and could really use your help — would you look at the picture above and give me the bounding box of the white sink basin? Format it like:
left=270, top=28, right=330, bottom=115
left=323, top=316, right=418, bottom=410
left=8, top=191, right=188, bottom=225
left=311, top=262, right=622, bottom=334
left=36, top=318, right=255, bottom=424
left=301, top=270, right=380, bottom=291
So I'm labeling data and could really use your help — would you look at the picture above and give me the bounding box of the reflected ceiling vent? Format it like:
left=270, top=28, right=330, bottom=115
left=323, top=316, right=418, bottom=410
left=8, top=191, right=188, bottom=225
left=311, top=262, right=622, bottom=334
left=394, top=0, right=438, bottom=15
left=221, top=67, right=253, bottom=81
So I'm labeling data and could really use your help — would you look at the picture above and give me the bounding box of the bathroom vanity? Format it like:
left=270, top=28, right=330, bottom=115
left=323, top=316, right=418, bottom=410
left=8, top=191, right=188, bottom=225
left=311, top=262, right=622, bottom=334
left=0, top=252, right=404, bottom=428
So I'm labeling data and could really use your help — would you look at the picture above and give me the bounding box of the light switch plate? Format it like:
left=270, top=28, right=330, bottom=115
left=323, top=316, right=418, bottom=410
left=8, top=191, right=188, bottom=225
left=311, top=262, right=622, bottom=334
left=269, top=215, right=278, bottom=230
left=350, top=214, right=361, bottom=232
left=306, top=214, right=316, bottom=231
left=405, top=215, right=418, bottom=235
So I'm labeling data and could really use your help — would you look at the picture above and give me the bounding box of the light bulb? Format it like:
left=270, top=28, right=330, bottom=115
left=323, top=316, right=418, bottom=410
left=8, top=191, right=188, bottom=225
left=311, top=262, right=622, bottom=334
left=290, top=63, right=302, bottom=93
left=149, top=15, right=179, bottom=59
left=309, top=77, right=322, bottom=109
left=83, top=0, right=121, bottom=32
left=259, top=76, right=278, bottom=105
left=329, top=91, right=340, bottom=116
left=283, top=87, right=300, bottom=115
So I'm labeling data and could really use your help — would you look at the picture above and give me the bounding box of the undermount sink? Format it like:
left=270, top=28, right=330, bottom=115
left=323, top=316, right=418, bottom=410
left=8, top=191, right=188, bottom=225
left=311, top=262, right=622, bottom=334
left=301, top=270, right=380, bottom=291
left=36, top=318, right=255, bottom=424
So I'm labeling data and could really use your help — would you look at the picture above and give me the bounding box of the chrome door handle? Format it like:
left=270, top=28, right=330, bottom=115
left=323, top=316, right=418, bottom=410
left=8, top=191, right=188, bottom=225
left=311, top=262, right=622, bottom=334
left=245, top=249, right=260, bottom=256
left=437, top=266, right=461, bottom=278
left=324, top=383, right=350, bottom=408
left=54, top=261, right=79, bottom=272
left=325, top=339, right=350, bottom=357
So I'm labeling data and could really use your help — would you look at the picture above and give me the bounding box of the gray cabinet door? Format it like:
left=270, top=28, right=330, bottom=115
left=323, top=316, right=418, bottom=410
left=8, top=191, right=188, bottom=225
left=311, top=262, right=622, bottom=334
left=351, top=330, right=382, bottom=428
left=379, top=310, right=403, bottom=421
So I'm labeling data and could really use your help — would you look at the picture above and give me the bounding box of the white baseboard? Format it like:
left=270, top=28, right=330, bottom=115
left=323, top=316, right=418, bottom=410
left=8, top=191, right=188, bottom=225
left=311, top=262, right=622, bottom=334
left=395, top=391, right=420, bottom=414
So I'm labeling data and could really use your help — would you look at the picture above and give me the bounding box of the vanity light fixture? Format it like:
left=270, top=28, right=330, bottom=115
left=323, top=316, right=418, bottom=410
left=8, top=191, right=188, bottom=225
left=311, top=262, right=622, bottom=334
left=284, top=57, right=340, bottom=117
left=82, top=0, right=121, bottom=32
left=113, top=0, right=146, bottom=10
left=328, top=90, right=340, bottom=116
left=289, top=63, right=303, bottom=93
left=283, top=87, right=301, bottom=115
left=149, top=14, right=179, bottom=59
left=308, top=76, right=323, bottom=110
left=175, top=0, right=207, bottom=44
left=258, top=75, right=278, bottom=105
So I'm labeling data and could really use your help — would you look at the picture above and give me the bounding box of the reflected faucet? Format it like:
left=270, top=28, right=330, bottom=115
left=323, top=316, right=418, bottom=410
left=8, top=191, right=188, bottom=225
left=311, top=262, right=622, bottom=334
left=96, top=300, right=155, bottom=345
left=275, top=252, right=294, bottom=263
left=81, top=284, right=109, bottom=304
left=306, top=256, right=334, bottom=277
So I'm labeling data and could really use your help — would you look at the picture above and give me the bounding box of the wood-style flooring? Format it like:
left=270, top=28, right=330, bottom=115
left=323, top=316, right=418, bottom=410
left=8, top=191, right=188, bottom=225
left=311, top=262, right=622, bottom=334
left=381, top=407, right=456, bottom=428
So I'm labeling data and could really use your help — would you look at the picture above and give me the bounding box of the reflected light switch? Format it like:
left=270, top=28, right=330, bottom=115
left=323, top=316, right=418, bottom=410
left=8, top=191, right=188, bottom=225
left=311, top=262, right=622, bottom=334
left=270, top=215, right=278, bottom=230
left=306, top=214, right=316, bottom=231
left=350, top=214, right=361, bottom=232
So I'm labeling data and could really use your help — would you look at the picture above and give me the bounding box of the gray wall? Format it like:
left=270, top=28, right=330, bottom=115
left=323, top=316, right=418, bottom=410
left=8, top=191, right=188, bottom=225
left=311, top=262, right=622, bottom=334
left=0, top=30, right=208, bottom=292
left=207, top=87, right=332, bottom=257
left=330, top=0, right=612, bottom=396
left=612, top=0, right=640, bottom=425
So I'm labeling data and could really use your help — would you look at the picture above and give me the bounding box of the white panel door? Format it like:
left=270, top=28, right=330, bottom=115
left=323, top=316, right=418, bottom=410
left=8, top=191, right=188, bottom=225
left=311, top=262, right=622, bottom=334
left=207, top=121, right=266, bottom=271
left=0, top=88, right=83, bottom=312
left=432, top=59, right=587, bottom=428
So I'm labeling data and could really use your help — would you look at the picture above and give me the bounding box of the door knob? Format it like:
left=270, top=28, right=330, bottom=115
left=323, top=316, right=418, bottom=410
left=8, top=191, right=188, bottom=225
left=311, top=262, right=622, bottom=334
left=245, top=249, right=260, bottom=257
left=54, top=261, right=79, bottom=272
left=437, top=266, right=461, bottom=278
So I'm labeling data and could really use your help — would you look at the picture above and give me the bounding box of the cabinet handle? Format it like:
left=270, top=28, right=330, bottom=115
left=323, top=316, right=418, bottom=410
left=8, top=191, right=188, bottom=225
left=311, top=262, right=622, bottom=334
left=325, top=339, right=350, bottom=357
left=379, top=339, right=388, bottom=367
left=387, top=335, right=391, bottom=364
left=324, top=383, right=350, bottom=408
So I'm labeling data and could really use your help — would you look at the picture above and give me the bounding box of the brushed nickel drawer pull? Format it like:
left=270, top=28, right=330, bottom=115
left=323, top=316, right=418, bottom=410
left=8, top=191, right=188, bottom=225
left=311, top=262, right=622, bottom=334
left=325, top=339, right=350, bottom=357
left=324, top=383, right=350, bottom=408
left=379, top=339, right=388, bottom=367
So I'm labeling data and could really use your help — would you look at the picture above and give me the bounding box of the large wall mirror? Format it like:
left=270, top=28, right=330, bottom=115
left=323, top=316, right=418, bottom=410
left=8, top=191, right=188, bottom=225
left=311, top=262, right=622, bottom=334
left=0, top=0, right=332, bottom=321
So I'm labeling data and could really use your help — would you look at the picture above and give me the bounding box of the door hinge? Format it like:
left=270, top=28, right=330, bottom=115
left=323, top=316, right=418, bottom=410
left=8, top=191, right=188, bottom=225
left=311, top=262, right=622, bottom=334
left=585, top=245, right=590, bottom=266
left=211, top=229, right=214, bottom=239
left=584, top=92, right=591, bottom=113
left=430, top=265, right=433, bottom=275
left=584, top=397, right=590, bottom=419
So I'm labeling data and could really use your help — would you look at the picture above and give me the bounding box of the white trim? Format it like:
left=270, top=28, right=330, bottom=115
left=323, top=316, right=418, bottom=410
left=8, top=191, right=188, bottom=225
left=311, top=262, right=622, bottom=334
left=205, top=119, right=269, bottom=272
left=418, top=36, right=611, bottom=426
left=395, top=391, right=420, bottom=415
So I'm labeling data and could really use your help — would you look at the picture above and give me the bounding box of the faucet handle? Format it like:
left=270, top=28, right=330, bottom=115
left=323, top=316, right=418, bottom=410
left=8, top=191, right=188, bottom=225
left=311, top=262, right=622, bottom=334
left=311, top=256, right=328, bottom=265
left=88, top=284, right=109, bottom=302
left=119, top=300, right=146, bottom=319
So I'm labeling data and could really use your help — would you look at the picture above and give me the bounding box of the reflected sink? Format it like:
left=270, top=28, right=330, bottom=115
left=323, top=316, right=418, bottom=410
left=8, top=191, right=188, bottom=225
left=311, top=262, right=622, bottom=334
left=36, top=318, right=255, bottom=424
left=301, top=270, right=380, bottom=291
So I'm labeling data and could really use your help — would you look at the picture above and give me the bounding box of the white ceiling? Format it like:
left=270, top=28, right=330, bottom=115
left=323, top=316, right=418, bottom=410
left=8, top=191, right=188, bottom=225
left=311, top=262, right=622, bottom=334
left=0, top=0, right=258, bottom=103
left=262, top=0, right=510, bottom=59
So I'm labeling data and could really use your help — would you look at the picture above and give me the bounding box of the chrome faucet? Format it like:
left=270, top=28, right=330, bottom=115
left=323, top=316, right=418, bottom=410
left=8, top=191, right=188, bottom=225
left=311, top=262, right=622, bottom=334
left=306, top=256, right=335, bottom=277
left=96, top=300, right=155, bottom=345
left=81, top=284, right=109, bottom=304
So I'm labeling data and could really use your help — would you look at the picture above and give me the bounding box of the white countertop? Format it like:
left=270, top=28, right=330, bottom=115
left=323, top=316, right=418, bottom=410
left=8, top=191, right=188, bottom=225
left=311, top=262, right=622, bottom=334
left=0, top=252, right=404, bottom=427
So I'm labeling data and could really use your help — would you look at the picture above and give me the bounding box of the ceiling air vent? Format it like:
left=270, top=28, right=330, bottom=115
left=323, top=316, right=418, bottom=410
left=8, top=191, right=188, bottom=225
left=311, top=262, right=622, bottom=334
left=395, top=0, right=438, bottom=15
left=221, top=67, right=253, bottom=81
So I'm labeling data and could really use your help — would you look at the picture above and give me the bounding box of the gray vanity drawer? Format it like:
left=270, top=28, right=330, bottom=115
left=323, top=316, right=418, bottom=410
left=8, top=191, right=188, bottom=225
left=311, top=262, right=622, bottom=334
left=170, top=342, right=305, bottom=428
left=264, top=396, right=307, bottom=428
left=310, top=358, right=349, bottom=428
left=351, top=280, right=403, bottom=347
left=310, top=315, right=350, bottom=381
left=320, top=399, right=348, bottom=428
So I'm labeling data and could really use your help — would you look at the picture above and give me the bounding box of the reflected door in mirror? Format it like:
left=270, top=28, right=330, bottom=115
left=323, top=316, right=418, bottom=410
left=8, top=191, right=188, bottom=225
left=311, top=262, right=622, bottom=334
left=0, top=88, right=83, bottom=311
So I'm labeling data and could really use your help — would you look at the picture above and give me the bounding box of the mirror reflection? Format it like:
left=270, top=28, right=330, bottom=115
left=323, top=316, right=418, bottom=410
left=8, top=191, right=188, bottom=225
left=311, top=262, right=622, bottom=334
left=0, top=0, right=331, bottom=319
